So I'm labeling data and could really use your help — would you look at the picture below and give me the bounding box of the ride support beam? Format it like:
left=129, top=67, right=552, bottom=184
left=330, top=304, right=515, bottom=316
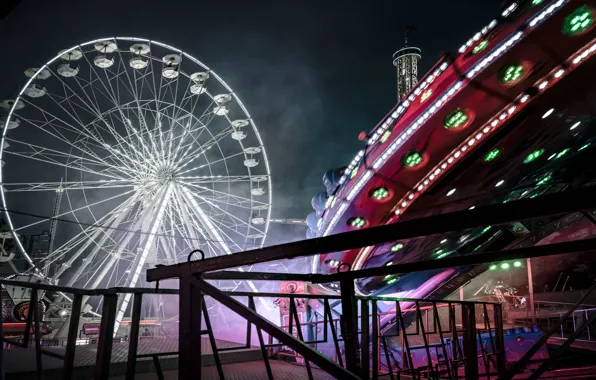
left=147, top=187, right=596, bottom=281
left=189, top=238, right=596, bottom=285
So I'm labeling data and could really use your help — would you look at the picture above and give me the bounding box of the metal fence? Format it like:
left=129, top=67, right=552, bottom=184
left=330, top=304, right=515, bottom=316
left=0, top=278, right=504, bottom=380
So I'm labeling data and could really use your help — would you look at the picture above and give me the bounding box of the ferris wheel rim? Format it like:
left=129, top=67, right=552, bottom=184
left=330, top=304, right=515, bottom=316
left=0, top=36, right=273, bottom=280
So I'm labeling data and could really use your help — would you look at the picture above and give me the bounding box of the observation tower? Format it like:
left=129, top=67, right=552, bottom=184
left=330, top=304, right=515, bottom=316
left=393, top=27, right=422, bottom=102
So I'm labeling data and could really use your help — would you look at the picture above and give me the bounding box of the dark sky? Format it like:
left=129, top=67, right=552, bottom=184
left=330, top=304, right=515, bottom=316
left=0, top=0, right=500, bottom=244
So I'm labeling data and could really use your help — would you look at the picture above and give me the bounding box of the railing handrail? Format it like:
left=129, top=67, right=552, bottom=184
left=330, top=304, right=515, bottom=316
left=0, top=278, right=499, bottom=306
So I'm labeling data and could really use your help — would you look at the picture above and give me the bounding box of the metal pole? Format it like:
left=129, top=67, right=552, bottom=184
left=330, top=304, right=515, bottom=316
left=527, top=258, right=536, bottom=324
left=31, top=289, right=43, bottom=380
left=63, top=294, right=83, bottom=380
left=125, top=293, right=143, bottom=380
left=0, top=285, right=4, bottom=380
left=340, top=279, right=361, bottom=376
left=462, top=303, right=478, bottom=380
left=178, top=272, right=203, bottom=380
left=493, top=304, right=506, bottom=374
left=460, top=286, right=464, bottom=301
left=361, top=299, right=370, bottom=379
left=371, top=301, right=379, bottom=380
left=94, top=294, right=118, bottom=380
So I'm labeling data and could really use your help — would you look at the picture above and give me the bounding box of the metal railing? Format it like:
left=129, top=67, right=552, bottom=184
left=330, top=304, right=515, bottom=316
left=0, top=278, right=503, bottom=380
left=2, top=188, right=596, bottom=379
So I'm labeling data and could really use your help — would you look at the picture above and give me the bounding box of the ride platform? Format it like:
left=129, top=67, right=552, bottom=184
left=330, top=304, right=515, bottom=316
left=2, top=337, right=261, bottom=380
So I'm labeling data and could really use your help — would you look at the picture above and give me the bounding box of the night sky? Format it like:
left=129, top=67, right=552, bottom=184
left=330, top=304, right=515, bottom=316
left=0, top=0, right=501, bottom=245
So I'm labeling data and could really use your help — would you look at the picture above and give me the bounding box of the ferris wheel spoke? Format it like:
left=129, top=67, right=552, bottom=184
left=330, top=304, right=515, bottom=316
left=2, top=179, right=134, bottom=192
left=181, top=183, right=261, bottom=211
left=38, top=194, right=135, bottom=278
left=67, top=192, right=142, bottom=288
left=178, top=186, right=261, bottom=293
left=156, top=230, right=177, bottom=265
left=15, top=101, right=108, bottom=155
left=74, top=55, right=157, bottom=166
left=4, top=137, right=132, bottom=174
left=169, top=100, right=217, bottom=156
left=4, top=147, right=129, bottom=180
left=191, top=192, right=265, bottom=235
left=113, top=184, right=174, bottom=326
left=181, top=179, right=265, bottom=204
left=175, top=125, right=235, bottom=169
left=13, top=188, right=136, bottom=236
left=12, top=108, right=140, bottom=177
left=200, top=216, right=245, bottom=251
left=43, top=64, right=112, bottom=122
left=180, top=175, right=256, bottom=184
left=176, top=151, right=246, bottom=176
left=109, top=55, right=163, bottom=161
left=63, top=185, right=122, bottom=249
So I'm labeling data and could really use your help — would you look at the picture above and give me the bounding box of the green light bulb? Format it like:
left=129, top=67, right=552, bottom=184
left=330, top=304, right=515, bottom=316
left=372, top=187, right=390, bottom=200
left=513, top=261, right=522, bottom=267
left=402, top=151, right=424, bottom=168
left=500, top=65, right=525, bottom=84
left=380, top=130, right=392, bottom=143
left=579, top=143, right=591, bottom=151
left=532, top=0, right=544, bottom=5
left=489, top=264, right=497, bottom=270
left=421, top=89, right=433, bottom=102
left=391, top=243, right=404, bottom=252
left=555, top=148, right=571, bottom=160
left=350, top=217, right=367, bottom=229
left=537, top=175, right=551, bottom=186
left=524, top=149, right=544, bottom=164
left=564, top=7, right=593, bottom=35
left=484, top=148, right=501, bottom=162
left=473, top=40, right=489, bottom=54
left=501, top=263, right=510, bottom=270
left=444, top=109, right=469, bottom=129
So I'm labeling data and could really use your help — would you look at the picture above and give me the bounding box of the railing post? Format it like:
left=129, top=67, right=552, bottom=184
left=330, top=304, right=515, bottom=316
left=360, top=299, right=370, bottom=379
left=0, top=285, right=5, bottom=380
left=94, top=294, right=118, bottom=380
left=31, top=288, right=43, bottom=379
left=340, top=278, right=361, bottom=376
left=63, top=294, right=83, bottom=380
left=461, top=303, right=478, bottom=380
left=178, top=273, right=203, bottom=380
left=125, top=293, right=143, bottom=380
left=493, top=303, right=506, bottom=374
left=371, top=301, right=379, bottom=380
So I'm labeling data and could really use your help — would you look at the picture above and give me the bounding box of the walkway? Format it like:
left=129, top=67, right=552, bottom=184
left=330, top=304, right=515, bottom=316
left=3, top=338, right=261, bottom=380
left=112, top=361, right=337, bottom=380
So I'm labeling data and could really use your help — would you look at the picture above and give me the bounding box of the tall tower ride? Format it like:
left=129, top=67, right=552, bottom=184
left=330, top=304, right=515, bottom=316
left=393, top=27, right=421, bottom=102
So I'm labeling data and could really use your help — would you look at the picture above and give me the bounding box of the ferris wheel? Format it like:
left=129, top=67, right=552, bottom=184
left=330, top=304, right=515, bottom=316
left=0, top=38, right=272, bottom=305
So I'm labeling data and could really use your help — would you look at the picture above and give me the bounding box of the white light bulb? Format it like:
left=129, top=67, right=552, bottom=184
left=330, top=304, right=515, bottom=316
left=542, top=108, right=555, bottom=119
left=570, top=121, right=581, bottom=130
left=447, top=188, right=456, bottom=196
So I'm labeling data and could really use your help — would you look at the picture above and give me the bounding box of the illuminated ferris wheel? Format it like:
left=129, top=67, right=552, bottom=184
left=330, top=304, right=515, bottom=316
left=0, top=38, right=272, bottom=313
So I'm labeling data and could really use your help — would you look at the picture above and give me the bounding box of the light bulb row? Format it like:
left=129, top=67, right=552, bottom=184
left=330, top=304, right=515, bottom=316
left=367, top=61, right=450, bottom=147
left=320, top=0, right=570, bottom=238
left=389, top=38, right=595, bottom=219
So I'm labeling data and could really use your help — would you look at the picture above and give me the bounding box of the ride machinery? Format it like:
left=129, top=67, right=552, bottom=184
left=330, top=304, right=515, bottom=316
left=306, top=0, right=596, bottom=324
